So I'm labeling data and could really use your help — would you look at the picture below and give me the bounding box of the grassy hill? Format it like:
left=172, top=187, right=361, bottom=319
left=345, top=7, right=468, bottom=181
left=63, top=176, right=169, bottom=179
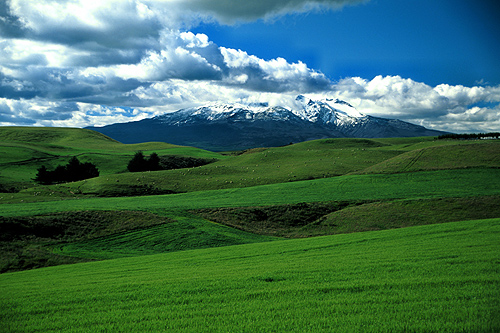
left=0, top=127, right=224, bottom=192
left=1, top=218, right=498, bottom=332
left=4, top=134, right=498, bottom=200
left=1, top=127, right=500, bottom=331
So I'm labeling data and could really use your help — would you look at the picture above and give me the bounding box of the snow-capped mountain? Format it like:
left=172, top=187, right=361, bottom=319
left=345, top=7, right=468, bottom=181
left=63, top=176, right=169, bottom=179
left=155, top=95, right=365, bottom=127
left=87, top=96, right=446, bottom=151
left=294, top=95, right=365, bottom=125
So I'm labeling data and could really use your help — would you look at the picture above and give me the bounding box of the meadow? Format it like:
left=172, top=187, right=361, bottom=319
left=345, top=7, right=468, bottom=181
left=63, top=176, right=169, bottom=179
left=1, top=127, right=500, bottom=331
left=1, top=218, right=499, bottom=332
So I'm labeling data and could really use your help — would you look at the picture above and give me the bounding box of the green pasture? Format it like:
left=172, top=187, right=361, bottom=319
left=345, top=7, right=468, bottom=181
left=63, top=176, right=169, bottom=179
left=196, top=195, right=500, bottom=237
left=361, top=142, right=500, bottom=174
left=1, top=218, right=498, bottom=332
left=3, top=168, right=500, bottom=217
left=0, top=127, right=225, bottom=190
left=2, top=127, right=500, bottom=332
left=3, top=133, right=499, bottom=199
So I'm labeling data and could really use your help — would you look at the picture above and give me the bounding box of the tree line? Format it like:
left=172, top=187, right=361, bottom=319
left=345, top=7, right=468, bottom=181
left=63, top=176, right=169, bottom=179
left=437, top=132, right=500, bottom=140
left=35, top=157, right=99, bottom=185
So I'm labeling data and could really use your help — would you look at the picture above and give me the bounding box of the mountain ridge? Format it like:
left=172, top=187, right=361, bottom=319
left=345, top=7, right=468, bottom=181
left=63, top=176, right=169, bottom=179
left=87, top=96, right=447, bottom=151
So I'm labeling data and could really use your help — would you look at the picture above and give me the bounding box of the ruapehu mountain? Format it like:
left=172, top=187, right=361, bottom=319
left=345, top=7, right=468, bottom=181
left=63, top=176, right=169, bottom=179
left=87, top=95, right=446, bottom=151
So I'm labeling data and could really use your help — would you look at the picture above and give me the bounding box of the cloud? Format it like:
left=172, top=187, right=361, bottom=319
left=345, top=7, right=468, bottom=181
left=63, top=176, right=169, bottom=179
left=72, top=32, right=330, bottom=93
left=177, top=0, right=368, bottom=24
left=6, top=0, right=163, bottom=47
left=220, top=47, right=330, bottom=92
left=0, top=0, right=499, bottom=133
left=0, top=1, right=26, bottom=38
left=326, top=75, right=500, bottom=132
left=0, top=0, right=344, bottom=102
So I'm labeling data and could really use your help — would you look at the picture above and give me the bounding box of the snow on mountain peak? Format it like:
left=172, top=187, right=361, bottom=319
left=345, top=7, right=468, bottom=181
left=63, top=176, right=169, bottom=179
left=293, top=95, right=366, bottom=126
left=323, top=98, right=364, bottom=118
left=158, top=95, right=365, bottom=127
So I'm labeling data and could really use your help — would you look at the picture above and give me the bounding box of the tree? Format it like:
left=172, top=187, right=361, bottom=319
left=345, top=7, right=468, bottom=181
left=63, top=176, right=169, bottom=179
left=147, top=153, right=161, bottom=171
left=34, top=165, right=50, bottom=184
left=127, top=151, right=147, bottom=172
left=66, top=156, right=82, bottom=182
left=80, top=161, right=100, bottom=179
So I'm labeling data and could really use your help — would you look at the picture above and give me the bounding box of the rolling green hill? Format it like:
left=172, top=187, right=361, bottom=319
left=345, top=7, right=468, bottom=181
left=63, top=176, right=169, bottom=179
left=0, top=127, right=225, bottom=191
left=0, top=126, right=119, bottom=148
left=359, top=142, right=500, bottom=174
left=4, top=134, right=498, bottom=200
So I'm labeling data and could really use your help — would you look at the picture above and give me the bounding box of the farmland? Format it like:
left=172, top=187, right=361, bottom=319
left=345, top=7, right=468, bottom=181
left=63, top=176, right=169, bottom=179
left=1, top=127, right=500, bottom=331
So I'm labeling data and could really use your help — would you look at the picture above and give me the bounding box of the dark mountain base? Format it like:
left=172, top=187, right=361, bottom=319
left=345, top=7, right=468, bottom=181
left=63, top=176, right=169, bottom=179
left=88, top=116, right=445, bottom=151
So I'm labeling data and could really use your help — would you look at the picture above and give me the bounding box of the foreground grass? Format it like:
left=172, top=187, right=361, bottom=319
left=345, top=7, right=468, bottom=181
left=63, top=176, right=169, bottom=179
left=53, top=215, right=277, bottom=260
left=1, top=218, right=498, bottom=332
left=0, top=211, right=174, bottom=272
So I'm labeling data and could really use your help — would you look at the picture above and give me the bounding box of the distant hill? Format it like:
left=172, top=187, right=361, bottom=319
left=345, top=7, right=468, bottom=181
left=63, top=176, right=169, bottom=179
left=0, top=126, right=119, bottom=149
left=87, top=96, right=447, bottom=151
left=0, top=126, right=224, bottom=191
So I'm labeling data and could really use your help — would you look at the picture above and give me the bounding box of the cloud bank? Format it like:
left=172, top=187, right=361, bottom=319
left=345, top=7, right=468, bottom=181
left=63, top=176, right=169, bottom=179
left=0, top=0, right=499, bottom=133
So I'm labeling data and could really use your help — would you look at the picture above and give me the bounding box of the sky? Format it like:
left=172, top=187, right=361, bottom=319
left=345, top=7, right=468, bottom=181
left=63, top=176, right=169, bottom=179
left=1, top=0, right=499, bottom=133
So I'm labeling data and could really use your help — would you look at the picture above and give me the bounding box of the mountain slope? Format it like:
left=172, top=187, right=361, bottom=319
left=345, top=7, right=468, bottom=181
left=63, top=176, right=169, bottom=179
left=88, top=96, right=446, bottom=151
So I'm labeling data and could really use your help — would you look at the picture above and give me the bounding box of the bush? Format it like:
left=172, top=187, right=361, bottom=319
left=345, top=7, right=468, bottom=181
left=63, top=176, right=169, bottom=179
left=35, top=157, right=99, bottom=184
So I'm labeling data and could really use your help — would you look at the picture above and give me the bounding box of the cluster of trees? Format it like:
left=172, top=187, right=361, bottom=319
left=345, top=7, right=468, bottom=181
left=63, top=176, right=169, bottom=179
left=35, top=157, right=99, bottom=184
left=127, top=152, right=216, bottom=172
left=32, top=152, right=216, bottom=185
left=127, top=152, right=161, bottom=172
left=438, top=132, right=500, bottom=140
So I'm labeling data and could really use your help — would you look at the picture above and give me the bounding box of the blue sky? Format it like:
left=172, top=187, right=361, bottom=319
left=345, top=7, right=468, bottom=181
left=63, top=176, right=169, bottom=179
left=1, top=0, right=499, bottom=133
left=194, top=0, right=500, bottom=87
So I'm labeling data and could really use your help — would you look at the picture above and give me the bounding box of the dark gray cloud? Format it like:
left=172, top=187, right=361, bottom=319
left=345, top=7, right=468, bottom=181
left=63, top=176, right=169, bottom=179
left=7, top=1, right=163, bottom=49
left=182, top=0, right=368, bottom=24
left=0, top=1, right=26, bottom=38
left=0, top=105, right=35, bottom=125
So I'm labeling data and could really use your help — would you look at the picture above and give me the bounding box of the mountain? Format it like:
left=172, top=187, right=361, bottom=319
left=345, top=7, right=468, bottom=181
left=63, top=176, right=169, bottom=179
left=87, top=96, right=446, bottom=151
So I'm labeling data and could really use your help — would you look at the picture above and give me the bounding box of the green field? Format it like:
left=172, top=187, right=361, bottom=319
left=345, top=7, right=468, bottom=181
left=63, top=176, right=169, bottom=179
left=1, top=219, right=499, bottom=332
left=1, top=127, right=500, bottom=331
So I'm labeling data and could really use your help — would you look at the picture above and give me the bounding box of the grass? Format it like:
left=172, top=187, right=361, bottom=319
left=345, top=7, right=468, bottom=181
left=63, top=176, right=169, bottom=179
left=194, top=201, right=370, bottom=237
left=299, top=195, right=500, bottom=236
left=3, top=128, right=499, bottom=198
left=1, top=218, right=498, bottom=332
left=360, top=142, right=500, bottom=174
left=53, top=215, right=277, bottom=260
left=2, top=128, right=500, bottom=332
left=0, top=210, right=174, bottom=273
left=193, top=195, right=500, bottom=237
left=0, top=127, right=226, bottom=191
left=3, top=168, right=500, bottom=217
